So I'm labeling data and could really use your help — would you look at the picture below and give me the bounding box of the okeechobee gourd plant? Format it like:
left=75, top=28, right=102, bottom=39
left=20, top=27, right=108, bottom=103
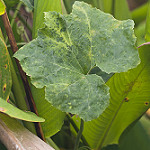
left=14, top=1, right=140, bottom=122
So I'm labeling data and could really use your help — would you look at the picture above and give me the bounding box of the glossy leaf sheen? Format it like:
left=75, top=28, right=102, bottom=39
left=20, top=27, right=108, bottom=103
left=15, top=2, right=139, bottom=121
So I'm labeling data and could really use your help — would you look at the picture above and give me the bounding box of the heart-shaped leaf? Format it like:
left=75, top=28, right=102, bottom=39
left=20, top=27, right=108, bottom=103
left=14, top=2, right=140, bottom=121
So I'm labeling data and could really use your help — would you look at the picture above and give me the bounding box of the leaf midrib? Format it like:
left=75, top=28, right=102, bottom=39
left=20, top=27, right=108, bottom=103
left=97, top=63, right=146, bottom=149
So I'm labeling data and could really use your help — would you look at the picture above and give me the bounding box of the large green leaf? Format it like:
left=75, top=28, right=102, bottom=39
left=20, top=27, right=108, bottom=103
left=14, top=1, right=139, bottom=121
left=33, top=0, right=62, bottom=38
left=0, top=97, right=44, bottom=122
left=71, top=44, right=150, bottom=148
left=0, top=37, right=11, bottom=100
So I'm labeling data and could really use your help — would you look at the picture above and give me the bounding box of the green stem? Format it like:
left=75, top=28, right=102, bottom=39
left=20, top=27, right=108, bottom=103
left=112, top=0, right=115, bottom=17
left=7, top=42, right=27, bottom=48
left=74, top=119, right=84, bottom=150
left=17, top=13, right=32, bottom=32
left=67, top=114, right=89, bottom=146
left=24, top=29, right=30, bottom=42
left=5, top=1, right=23, bottom=44
left=46, top=138, right=60, bottom=150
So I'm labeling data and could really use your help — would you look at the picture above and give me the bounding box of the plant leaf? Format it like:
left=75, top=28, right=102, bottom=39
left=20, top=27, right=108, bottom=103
left=119, top=119, right=150, bottom=150
left=71, top=44, right=150, bottom=148
left=33, top=0, right=62, bottom=38
left=14, top=2, right=139, bottom=121
left=0, top=97, right=44, bottom=122
left=145, top=1, right=150, bottom=42
left=31, top=0, right=66, bottom=137
left=114, top=0, right=131, bottom=20
left=0, top=37, right=11, bottom=100
left=0, top=0, right=6, bottom=16
left=20, top=0, right=34, bottom=11
left=30, top=85, right=66, bottom=137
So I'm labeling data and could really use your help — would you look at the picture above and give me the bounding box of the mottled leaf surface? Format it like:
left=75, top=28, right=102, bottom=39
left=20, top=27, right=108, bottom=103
left=0, top=97, right=45, bottom=122
left=14, top=2, right=139, bottom=121
left=0, top=37, right=11, bottom=100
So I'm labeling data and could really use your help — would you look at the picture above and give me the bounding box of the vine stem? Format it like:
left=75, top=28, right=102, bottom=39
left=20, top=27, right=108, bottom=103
left=112, top=0, right=115, bottom=17
left=67, top=114, right=89, bottom=146
left=1, top=11, right=45, bottom=141
left=74, top=119, right=84, bottom=150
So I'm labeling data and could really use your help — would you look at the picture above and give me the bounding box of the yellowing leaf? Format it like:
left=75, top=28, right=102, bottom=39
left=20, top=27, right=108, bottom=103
left=0, top=0, right=6, bottom=16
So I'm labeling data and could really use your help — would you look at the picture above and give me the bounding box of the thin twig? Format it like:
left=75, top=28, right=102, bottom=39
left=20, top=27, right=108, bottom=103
left=1, top=11, right=45, bottom=142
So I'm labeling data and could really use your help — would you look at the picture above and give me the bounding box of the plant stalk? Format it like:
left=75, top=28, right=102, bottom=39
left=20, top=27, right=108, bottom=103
left=112, top=0, right=115, bottom=17
left=67, top=114, right=89, bottom=146
left=1, top=11, right=45, bottom=142
left=74, top=119, right=84, bottom=150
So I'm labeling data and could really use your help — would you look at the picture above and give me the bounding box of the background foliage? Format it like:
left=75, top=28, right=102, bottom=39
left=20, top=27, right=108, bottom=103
left=0, top=0, right=150, bottom=150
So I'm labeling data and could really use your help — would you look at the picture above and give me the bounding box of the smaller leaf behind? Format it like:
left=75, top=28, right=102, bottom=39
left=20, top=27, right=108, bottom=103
left=20, top=0, right=34, bottom=11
